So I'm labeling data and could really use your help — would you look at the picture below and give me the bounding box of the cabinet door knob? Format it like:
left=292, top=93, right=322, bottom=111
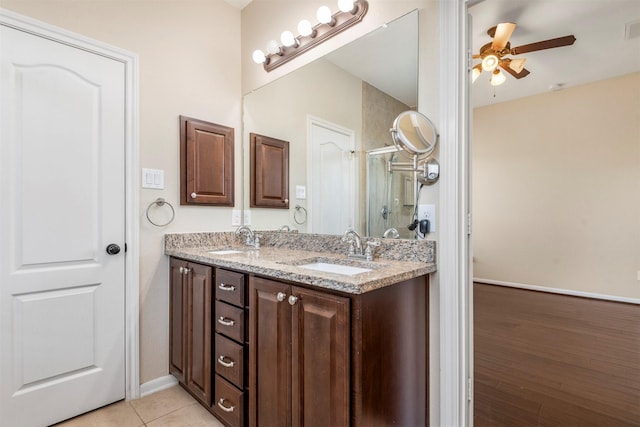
left=183, top=268, right=190, bottom=275
left=217, top=316, right=235, bottom=327
left=276, top=292, right=287, bottom=302
left=190, top=192, right=197, bottom=199
left=288, top=295, right=298, bottom=306
left=217, top=355, right=235, bottom=368
left=217, top=398, right=235, bottom=413
left=179, top=266, right=184, bottom=274
left=284, top=198, right=289, bottom=203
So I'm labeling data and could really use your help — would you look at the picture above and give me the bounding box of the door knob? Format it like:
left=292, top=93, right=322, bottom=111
left=106, top=244, right=121, bottom=255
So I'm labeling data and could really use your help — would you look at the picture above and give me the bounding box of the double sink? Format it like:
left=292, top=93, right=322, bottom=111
left=208, top=249, right=385, bottom=276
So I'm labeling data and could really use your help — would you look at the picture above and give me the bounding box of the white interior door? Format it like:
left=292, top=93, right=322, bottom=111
left=0, top=22, right=126, bottom=426
left=308, top=117, right=356, bottom=235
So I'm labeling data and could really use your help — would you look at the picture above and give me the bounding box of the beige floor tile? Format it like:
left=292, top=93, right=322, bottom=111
left=129, top=385, right=197, bottom=423
left=146, top=403, right=224, bottom=427
left=54, top=401, right=144, bottom=427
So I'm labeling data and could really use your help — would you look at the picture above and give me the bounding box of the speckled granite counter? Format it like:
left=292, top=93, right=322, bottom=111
left=164, top=231, right=436, bottom=294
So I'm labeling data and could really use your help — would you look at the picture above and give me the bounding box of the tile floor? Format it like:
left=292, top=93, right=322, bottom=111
left=53, top=385, right=224, bottom=427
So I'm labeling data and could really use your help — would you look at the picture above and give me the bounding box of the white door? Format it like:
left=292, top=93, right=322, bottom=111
left=308, top=118, right=356, bottom=235
left=0, top=23, right=126, bottom=427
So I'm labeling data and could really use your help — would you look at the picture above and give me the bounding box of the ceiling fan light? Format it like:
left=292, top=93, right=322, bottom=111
left=482, top=53, right=499, bottom=71
left=509, top=58, right=526, bottom=73
left=472, top=64, right=482, bottom=83
left=490, top=69, right=506, bottom=86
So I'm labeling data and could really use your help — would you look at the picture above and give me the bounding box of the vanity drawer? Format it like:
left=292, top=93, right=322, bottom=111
left=215, top=300, right=245, bottom=343
left=215, top=334, right=244, bottom=388
left=213, top=375, right=245, bottom=427
left=216, top=268, right=245, bottom=307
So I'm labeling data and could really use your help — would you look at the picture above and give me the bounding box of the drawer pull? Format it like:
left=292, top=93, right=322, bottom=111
left=217, top=398, right=235, bottom=413
left=218, top=282, right=236, bottom=292
left=218, top=316, right=235, bottom=327
left=217, top=355, right=235, bottom=368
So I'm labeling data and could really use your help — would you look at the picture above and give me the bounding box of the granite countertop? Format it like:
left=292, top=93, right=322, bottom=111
left=164, top=232, right=436, bottom=295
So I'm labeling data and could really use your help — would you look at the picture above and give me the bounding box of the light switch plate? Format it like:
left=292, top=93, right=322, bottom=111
left=231, top=210, right=241, bottom=226
left=296, top=185, right=306, bottom=200
left=142, top=168, right=164, bottom=189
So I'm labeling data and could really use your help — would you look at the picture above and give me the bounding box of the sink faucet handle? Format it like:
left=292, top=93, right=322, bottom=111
left=254, top=234, right=262, bottom=249
left=364, top=240, right=381, bottom=261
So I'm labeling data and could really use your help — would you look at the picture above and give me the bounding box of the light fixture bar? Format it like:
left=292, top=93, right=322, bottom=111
left=262, top=0, right=368, bottom=72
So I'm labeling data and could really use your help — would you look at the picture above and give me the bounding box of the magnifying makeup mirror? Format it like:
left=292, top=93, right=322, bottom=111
left=390, top=110, right=438, bottom=159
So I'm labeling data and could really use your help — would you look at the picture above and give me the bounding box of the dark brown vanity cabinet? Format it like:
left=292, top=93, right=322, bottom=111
left=180, top=116, right=234, bottom=206
left=250, top=133, right=289, bottom=209
left=169, top=256, right=428, bottom=427
left=169, top=258, right=213, bottom=406
left=248, top=277, right=350, bottom=427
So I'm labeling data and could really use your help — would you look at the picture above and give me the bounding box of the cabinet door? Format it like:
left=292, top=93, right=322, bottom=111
left=250, top=133, right=289, bottom=209
left=180, top=116, right=234, bottom=206
left=249, top=277, right=292, bottom=427
left=291, top=286, right=350, bottom=427
left=169, top=258, right=187, bottom=382
left=185, top=262, right=213, bottom=406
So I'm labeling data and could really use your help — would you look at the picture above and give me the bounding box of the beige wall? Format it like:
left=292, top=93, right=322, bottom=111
left=1, top=0, right=243, bottom=383
left=473, top=72, right=640, bottom=299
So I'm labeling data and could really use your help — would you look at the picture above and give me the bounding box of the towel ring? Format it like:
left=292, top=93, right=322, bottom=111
left=146, top=198, right=175, bottom=227
left=293, top=205, right=307, bottom=225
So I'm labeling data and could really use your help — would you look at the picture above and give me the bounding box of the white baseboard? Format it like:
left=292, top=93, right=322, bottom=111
left=139, top=375, right=179, bottom=397
left=473, top=278, right=640, bottom=305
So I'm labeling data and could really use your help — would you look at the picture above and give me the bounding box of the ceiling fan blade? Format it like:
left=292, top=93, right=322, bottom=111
left=508, top=58, right=527, bottom=73
left=499, top=61, right=530, bottom=79
left=491, top=22, right=516, bottom=51
left=510, top=35, right=576, bottom=55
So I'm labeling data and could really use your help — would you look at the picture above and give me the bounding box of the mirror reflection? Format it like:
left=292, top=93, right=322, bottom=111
left=243, top=10, right=419, bottom=238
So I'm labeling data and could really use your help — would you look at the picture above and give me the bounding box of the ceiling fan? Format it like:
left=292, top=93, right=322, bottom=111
left=472, top=22, right=576, bottom=86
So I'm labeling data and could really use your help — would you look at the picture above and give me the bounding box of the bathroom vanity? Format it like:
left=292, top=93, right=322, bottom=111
left=165, top=232, right=435, bottom=427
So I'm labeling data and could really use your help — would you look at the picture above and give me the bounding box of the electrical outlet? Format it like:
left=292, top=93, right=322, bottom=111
left=231, top=210, right=241, bottom=226
left=244, top=210, right=251, bottom=225
left=417, top=204, right=436, bottom=232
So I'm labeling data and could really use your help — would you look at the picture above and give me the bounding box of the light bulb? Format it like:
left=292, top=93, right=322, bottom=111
left=297, top=19, right=314, bottom=37
left=280, top=30, right=297, bottom=47
left=471, top=64, right=482, bottom=83
left=481, top=53, right=499, bottom=71
left=266, top=39, right=281, bottom=55
left=338, top=0, right=355, bottom=13
left=317, top=5, right=333, bottom=25
left=490, top=69, right=506, bottom=86
left=252, top=49, right=266, bottom=64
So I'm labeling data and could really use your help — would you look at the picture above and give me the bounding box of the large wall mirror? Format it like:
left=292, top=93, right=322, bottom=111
left=243, top=10, right=419, bottom=238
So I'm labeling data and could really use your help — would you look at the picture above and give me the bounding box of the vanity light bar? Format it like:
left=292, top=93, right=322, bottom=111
left=253, top=0, right=369, bottom=73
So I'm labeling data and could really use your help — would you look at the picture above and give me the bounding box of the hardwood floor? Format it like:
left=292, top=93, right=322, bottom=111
left=474, top=283, right=640, bottom=427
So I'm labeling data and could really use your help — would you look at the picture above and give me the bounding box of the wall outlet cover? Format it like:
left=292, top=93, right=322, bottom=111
left=417, top=204, right=436, bottom=232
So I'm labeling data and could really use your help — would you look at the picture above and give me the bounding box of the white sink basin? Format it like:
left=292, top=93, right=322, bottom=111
left=208, top=249, right=244, bottom=255
left=297, top=262, right=372, bottom=276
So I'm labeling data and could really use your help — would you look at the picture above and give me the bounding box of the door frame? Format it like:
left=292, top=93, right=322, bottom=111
left=0, top=8, right=141, bottom=400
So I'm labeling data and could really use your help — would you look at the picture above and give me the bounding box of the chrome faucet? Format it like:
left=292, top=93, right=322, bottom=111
left=342, top=228, right=363, bottom=257
left=383, top=227, right=400, bottom=238
left=235, top=225, right=260, bottom=249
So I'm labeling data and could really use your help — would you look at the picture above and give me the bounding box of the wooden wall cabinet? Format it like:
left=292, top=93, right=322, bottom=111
left=169, top=258, right=213, bottom=406
left=250, top=133, right=289, bottom=209
left=180, top=116, right=234, bottom=206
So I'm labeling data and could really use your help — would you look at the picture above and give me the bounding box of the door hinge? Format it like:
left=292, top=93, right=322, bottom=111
left=467, top=213, right=472, bottom=236
left=467, top=377, right=473, bottom=401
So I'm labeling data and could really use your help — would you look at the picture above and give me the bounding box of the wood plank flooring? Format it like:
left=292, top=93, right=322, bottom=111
left=474, top=283, right=640, bottom=427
